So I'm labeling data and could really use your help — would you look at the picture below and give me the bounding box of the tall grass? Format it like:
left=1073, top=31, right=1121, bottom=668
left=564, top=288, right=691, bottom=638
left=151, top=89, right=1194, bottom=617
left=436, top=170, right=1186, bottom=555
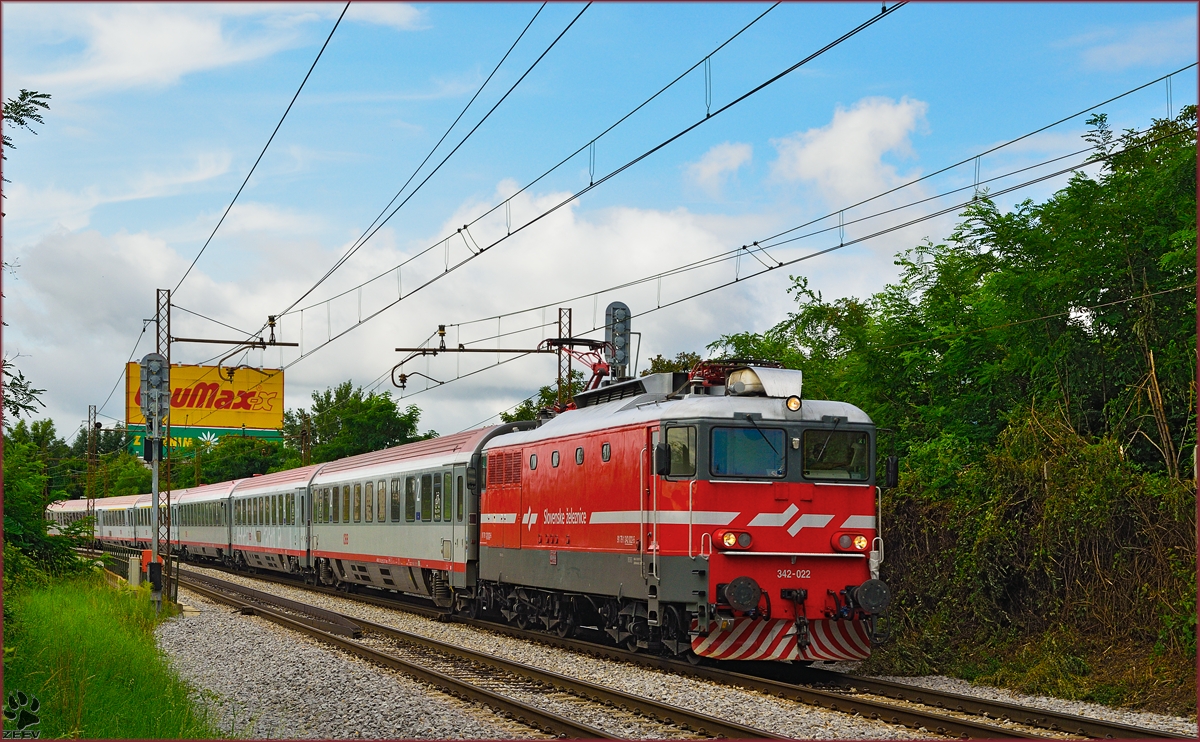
left=2, top=571, right=221, bottom=738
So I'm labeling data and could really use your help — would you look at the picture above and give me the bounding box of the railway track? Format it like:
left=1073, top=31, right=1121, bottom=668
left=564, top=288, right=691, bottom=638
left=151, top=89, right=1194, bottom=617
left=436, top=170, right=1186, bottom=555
left=177, top=571, right=784, bottom=740
left=171, top=561, right=1193, bottom=740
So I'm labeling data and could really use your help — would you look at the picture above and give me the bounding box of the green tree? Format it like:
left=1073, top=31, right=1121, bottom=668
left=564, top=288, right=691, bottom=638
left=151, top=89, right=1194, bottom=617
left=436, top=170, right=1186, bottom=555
left=284, top=381, right=434, bottom=463
left=640, top=351, right=702, bottom=376
left=2, top=359, right=46, bottom=422
left=707, top=107, right=1197, bottom=709
left=194, top=436, right=299, bottom=482
left=501, top=370, right=585, bottom=422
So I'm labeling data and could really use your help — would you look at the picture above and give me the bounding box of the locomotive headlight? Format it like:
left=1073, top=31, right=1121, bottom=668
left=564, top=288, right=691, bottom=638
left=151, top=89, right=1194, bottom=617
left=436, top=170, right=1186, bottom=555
left=722, top=532, right=739, bottom=548
left=785, top=395, right=802, bottom=412
left=853, top=535, right=869, bottom=550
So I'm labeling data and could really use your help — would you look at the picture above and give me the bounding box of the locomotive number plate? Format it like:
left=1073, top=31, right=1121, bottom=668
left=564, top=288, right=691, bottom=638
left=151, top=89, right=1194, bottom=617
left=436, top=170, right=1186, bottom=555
left=777, top=569, right=812, bottom=579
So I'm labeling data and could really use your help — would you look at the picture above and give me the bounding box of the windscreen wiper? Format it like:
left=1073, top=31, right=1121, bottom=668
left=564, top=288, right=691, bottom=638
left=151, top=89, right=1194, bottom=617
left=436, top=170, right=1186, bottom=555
left=743, top=414, right=778, bottom=455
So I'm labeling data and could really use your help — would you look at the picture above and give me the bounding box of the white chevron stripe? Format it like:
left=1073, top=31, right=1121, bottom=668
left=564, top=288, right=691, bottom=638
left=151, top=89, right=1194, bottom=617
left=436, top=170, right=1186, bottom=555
left=839, top=515, right=876, bottom=529
left=748, top=504, right=799, bottom=526
left=787, top=513, right=834, bottom=536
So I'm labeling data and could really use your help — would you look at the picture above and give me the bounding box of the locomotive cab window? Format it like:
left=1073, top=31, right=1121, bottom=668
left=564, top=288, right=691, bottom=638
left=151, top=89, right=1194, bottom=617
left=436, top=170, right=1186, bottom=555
left=802, top=429, right=869, bottom=481
left=665, top=426, right=696, bottom=477
left=711, top=425, right=786, bottom=479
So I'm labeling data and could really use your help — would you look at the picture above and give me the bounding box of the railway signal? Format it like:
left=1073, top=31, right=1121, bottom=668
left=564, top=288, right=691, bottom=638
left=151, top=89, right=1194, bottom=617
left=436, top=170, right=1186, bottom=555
left=139, top=350, right=169, bottom=612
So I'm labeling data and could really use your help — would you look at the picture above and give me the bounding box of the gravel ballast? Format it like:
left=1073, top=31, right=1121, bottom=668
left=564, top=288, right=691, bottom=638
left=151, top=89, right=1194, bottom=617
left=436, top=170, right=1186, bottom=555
left=158, top=587, right=542, bottom=739
left=174, top=565, right=934, bottom=739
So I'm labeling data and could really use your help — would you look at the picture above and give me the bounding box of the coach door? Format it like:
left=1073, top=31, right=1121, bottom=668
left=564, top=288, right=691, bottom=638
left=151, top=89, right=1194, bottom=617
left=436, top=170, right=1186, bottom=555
left=302, top=487, right=312, bottom=568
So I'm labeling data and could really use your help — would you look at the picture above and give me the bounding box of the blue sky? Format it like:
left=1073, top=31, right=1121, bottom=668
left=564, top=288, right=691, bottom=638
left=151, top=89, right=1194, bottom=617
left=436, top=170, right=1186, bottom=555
left=2, top=2, right=1196, bottom=440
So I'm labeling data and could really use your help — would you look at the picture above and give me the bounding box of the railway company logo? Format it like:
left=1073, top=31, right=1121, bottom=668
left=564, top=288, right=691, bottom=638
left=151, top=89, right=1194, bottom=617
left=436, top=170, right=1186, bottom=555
left=3, top=691, right=41, bottom=738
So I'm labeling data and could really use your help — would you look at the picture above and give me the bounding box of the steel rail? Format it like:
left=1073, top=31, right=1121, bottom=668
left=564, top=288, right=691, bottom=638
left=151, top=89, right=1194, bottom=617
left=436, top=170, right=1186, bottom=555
left=177, top=576, right=614, bottom=739
left=180, top=572, right=782, bottom=739
left=175, top=563, right=1190, bottom=740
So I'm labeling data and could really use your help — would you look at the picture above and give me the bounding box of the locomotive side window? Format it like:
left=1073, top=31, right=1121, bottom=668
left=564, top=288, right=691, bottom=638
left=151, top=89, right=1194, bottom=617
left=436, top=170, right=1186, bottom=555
left=602, top=443, right=611, bottom=462
left=575, top=447, right=584, bottom=465
left=551, top=451, right=560, bottom=468
left=442, top=472, right=452, bottom=522
left=354, top=483, right=362, bottom=523
left=365, top=482, right=374, bottom=522
left=421, top=474, right=433, bottom=522
left=456, top=476, right=464, bottom=522
left=342, top=486, right=351, bottom=523
left=666, top=427, right=697, bottom=476
left=405, top=477, right=417, bottom=522
left=529, top=454, right=537, bottom=470
left=802, top=429, right=869, bottom=481
left=711, top=426, right=786, bottom=479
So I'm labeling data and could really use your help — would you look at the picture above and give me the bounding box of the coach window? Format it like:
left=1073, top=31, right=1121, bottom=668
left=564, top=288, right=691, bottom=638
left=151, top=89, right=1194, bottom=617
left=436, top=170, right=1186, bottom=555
left=364, top=482, right=374, bottom=522
left=405, top=477, right=417, bottom=522
left=602, top=443, right=611, bottom=462
left=442, top=472, right=452, bottom=521
left=456, top=476, right=464, bottom=522
left=802, top=429, right=869, bottom=481
left=551, top=451, right=560, bottom=468
left=575, top=447, right=584, bottom=465
left=342, top=486, right=351, bottom=523
left=421, top=474, right=433, bottom=522
left=432, top=475, right=443, bottom=522
left=391, top=479, right=402, bottom=522
left=272, top=495, right=279, bottom=526
left=286, top=495, right=294, bottom=525
left=354, top=483, right=362, bottom=523
left=331, top=486, right=340, bottom=523
left=377, top=481, right=387, bottom=523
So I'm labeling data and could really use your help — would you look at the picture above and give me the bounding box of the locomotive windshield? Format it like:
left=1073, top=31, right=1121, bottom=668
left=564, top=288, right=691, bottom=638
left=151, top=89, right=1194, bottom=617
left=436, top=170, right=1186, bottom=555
left=802, top=429, right=869, bottom=480
left=710, top=426, right=786, bottom=478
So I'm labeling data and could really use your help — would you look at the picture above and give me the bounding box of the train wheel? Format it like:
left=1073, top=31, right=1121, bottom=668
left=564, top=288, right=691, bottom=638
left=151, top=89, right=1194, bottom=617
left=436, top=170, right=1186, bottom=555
left=553, top=601, right=577, bottom=638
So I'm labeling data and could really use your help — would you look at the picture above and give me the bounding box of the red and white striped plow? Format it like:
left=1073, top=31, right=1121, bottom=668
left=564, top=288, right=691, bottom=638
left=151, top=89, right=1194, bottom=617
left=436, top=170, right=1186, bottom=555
left=691, top=617, right=872, bottom=662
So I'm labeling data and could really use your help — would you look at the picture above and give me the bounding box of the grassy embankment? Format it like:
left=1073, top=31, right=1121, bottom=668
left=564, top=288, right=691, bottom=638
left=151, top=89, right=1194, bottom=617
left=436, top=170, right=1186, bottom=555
left=3, top=568, right=223, bottom=738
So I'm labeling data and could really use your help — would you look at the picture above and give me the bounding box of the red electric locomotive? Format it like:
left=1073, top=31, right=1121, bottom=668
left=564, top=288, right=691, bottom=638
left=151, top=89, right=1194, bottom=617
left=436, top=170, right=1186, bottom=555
left=469, top=362, right=891, bottom=663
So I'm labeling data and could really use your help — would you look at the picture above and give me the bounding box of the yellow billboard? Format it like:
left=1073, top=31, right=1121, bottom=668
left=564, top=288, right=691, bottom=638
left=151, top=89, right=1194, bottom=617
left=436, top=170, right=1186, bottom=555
left=126, top=363, right=284, bottom=430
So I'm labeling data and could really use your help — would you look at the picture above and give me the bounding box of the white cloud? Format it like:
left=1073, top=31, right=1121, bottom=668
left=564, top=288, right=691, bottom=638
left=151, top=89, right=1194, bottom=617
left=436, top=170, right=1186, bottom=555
left=1072, top=17, right=1196, bottom=72
left=771, top=96, right=928, bottom=206
left=685, top=142, right=753, bottom=197
left=6, top=3, right=425, bottom=95
left=3, top=152, right=231, bottom=234
left=346, top=3, right=425, bottom=31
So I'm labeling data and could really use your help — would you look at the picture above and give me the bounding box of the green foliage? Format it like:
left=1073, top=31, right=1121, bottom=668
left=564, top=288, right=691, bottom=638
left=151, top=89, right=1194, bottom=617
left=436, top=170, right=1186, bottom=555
left=709, top=108, right=1197, bottom=711
left=1, top=359, right=46, bottom=420
left=640, top=351, right=703, bottom=376
left=1, top=439, right=84, bottom=581
left=196, top=435, right=299, bottom=482
left=3, top=573, right=221, bottom=738
left=283, top=381, right=434, bottom=463
left=501, top=370, right=585, bottom=422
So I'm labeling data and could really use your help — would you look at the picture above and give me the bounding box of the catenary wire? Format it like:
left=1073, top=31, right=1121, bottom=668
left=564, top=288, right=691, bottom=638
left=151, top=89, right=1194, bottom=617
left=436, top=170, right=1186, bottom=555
left=97, top=321, right=149, bottom=416
left=173, top=304, right=260, bottom=338
left=278, top=2, right=588, bottom=318
left=389, top=124, right=1192, bottom=406
left=253, top=1, right=904, bottom=374
left=289, top=57, right=1195, bottom=320
left=281, top=2, right=779, bottom=319
left=173, top=2, right=350, bottom=296
left=280, top=3, right=552, bottom=316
